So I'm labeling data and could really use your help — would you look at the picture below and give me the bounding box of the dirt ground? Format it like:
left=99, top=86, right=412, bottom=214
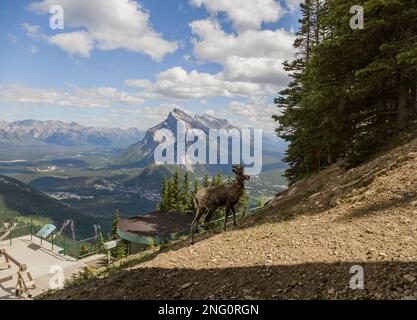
left=42, top=136, right=417, bottom=300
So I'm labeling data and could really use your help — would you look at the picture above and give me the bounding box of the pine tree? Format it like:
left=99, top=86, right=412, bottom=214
left=110, top=208, right=121, bottom=240
left=237, top=189, right=249, bottom=216
left=96, top=232, right=106, bottom=254
left=167, top=178, right=176, bottom=211
left=173, top=170, right=181, bottom=211
left=180, top=172, right=191, bottom=214
left=274, top=0, right=417, bottom=184
left=203, top=174, right=210, bottom=188
left=159, top=176, right=169, bottom=211
left=216, top=172, right=223, bottom=185
left=115, top=243, right=126, bottom=259
left=211, top=175, right=217, bottom=186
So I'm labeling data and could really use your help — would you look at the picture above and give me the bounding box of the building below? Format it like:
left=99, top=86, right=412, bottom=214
left=117, top=212, right=193, bottom=254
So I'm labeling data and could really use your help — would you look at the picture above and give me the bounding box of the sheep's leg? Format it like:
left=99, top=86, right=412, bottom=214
left=223, top=207, right=231, bottom=231
left=191, top=206, right=204, bottom=244
left=232, top=206, right=237, bottom=226
left=204, top=210, right=214, bottom=224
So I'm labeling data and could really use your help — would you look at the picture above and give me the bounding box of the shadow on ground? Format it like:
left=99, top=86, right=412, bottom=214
left=41, top=261, right=417, bottom=300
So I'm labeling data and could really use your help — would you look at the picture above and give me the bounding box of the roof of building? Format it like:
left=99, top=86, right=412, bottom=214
left=117, top=211, right=193, bottom=244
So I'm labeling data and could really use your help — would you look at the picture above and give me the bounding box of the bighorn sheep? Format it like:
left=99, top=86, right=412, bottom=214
left=191, top=165, right=250, bottom=244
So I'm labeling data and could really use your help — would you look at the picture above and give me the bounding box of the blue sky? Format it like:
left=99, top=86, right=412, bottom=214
left=0, top=0, right=301, bottom=132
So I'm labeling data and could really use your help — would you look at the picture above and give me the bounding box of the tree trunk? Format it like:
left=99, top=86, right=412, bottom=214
left=410, top=84, right=417, bottom=117
left=306, top=0, right=311, bottom=60
left=397, top=79, right=409, bottom=128
left=315, top=0, right=320, bottom=45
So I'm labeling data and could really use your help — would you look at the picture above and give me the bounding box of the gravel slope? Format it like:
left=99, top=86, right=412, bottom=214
left=43, top=136, right=417, bottom=300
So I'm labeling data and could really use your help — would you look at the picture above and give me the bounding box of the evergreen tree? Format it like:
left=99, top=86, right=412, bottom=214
left=167, top=178, right=176, bottom=211
left=203, top=174, right=210, bottom=188
left=211, top=175, right=217, bottom=186
left=180, top=172, right=192, bottom=214
left=173, top=170, right=181, bottom=211
left=96, top=232, right=106, bottom=254
left=115, top=243, right=126, bottom=259
left=216, top=172, right=223, bottom=185
left=160, top=176, right=169, bottom=211
left=110, top=208, right=121, bottom=240
left=237, top=189, right=249, bottom=216
left=274, top=0, right=417, bottom=184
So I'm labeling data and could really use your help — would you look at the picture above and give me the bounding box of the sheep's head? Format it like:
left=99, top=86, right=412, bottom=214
left=232, top=165, right=250, bottom=181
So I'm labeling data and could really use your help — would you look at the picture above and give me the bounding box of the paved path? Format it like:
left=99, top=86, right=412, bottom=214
left=0, top=235, right=104, bottom=300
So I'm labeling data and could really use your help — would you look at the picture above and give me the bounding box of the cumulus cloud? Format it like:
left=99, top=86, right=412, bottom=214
left=189, top=19, right=294, bottom=88
left=189, top=0, right=283, bottom=31
left=223, top=56, right=288, bottom=85
left=227, top=96, right=278, bottom=132
left=48, top=31, right=93, bottom=57
left=121, top=17, right=295, bottom=100
left=0, top=84, right=144, bottom=108
left=26, top=0, right=177, bottom=61
left=125, top=66, right=262, bottom=100
left=190, top=19, right=295, bottom=64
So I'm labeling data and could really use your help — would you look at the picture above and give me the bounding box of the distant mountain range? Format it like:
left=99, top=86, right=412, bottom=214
left=119, top=108, right=287, bottom=174
left=0, top=120, right=145, bottom=148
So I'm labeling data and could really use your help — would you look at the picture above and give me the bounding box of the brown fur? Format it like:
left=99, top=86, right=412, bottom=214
left=191, top=165, right=250, bottom=244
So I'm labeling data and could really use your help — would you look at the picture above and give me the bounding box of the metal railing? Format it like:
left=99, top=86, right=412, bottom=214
left=0, top=221, right=100, bottom=260
left=77, top=236, right=102, bottom=260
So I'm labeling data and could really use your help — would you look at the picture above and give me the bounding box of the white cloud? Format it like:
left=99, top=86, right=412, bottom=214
left=0, top=84, right=144, bottom=108
left=190, top=19, right=295, bottom=64
left=188, top=19, right=294, bottom=89
left=189, top=0, right=283, bottom=31
left=21, top=23, right=43, bottom=39
left=227, top=96, right=278, bottom=132
left=27, top=0, right=177, bottom=61
left=285, top=0, right=302, bottom=12
left=121, top=17, right=295, bottom=101
left=223, top=56, right=288, bottom=85
left=48, top=31, right=93, bottom=57
left=126, top=66, right=261, bottom=100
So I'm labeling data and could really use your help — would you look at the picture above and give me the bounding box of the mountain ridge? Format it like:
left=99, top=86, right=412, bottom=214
left=120, top=108, right=286, bottom=173
left=0, top=119, right=145, bottom=148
